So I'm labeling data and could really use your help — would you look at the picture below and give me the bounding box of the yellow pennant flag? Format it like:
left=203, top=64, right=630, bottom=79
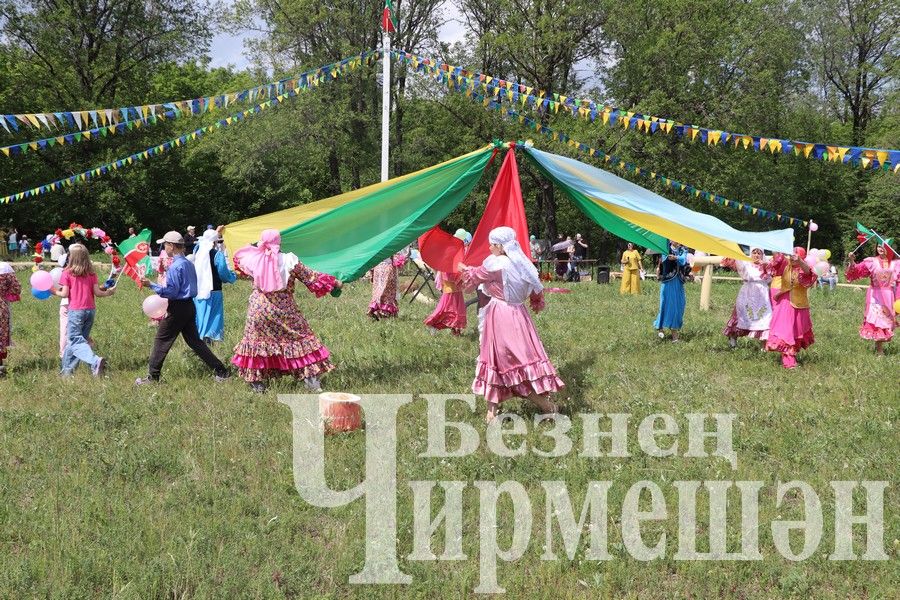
left=708, top=131, right=722, bottom=145
left=767, top=139, right=782, bottom=153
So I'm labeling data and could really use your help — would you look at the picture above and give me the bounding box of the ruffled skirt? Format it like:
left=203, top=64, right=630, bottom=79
left=424, top=291, right=467, bottom=331
left=473, top=298, right=564, bottom=405
left=232, top=288, right=334, bottom=383
left=765, top=297, right=814, bottom=356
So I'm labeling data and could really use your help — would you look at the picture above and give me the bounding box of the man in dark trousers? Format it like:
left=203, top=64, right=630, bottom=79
left=135, top=231, right=230, bottom=385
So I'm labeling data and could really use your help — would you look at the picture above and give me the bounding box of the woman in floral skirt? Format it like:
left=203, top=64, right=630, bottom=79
left=368, top=251, right=407, bottom=319
left=231, top=229, right=341, bottom=393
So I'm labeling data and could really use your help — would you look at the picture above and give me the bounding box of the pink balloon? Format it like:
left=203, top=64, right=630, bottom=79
left=808, top=221, right=818, bottom=232
left=30, top=270, right=53, bottom=292
left=142, top=294, right=168, bottom=319
left=805, top=255, right=819, bottom=268
left=686, top=253, right=695, bottom=264
left=813, top=262, right=829, bottom=276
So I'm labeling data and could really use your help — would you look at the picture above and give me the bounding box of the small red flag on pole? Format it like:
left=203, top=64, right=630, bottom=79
left=382, top=0, right=397, bottom=32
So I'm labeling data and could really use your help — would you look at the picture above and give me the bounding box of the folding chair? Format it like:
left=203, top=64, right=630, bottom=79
left=402, top=258, right=437, bottom=303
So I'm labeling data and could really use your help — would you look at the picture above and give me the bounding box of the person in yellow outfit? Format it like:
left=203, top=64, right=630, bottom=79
left=619, top=242, right=642, bottom=294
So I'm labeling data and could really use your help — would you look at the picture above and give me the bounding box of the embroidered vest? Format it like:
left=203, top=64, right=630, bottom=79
left=784, top=268, right=809, bottom=309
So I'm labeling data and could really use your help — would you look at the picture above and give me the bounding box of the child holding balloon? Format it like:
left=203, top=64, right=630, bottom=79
left=50, top=244, right=115, bottom=377
left=0, top=262, right=21, bottom=377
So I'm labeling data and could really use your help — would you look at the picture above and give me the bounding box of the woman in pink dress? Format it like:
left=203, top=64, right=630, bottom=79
left=424, top=270, right=467, bottom=334
left=231, top=229, right=341, bottom=393
left=765, top=247, right=817, bottom=369
left=721, top=247, right=772, bottom=348
left=368, top=251, right=407, bottom=319
left=459, top=226, right=563, bottom=422
left=845, top=242, right=899, bottom=355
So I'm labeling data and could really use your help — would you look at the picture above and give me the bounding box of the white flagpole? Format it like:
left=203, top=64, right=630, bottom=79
left=381, top=31, right=391, bottom=183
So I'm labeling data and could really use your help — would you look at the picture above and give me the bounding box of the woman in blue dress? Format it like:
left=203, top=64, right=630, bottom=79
left=194, top=228, right=237, bottom=342
left=654, top=241, right=689, bottom=341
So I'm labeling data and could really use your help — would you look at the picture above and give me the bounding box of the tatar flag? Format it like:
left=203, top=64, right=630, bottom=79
left=382, top=0, right=397, bottom=32
left=117, top=228, right=154, bottom=287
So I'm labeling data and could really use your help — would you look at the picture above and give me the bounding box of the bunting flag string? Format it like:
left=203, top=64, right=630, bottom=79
left=0, top=51, right=380, bottom=204
left=392, top=50, right=900, bottom=174
left=425, top=69, right=810, bottom=228
left=0, top=49, right=381, bottom=141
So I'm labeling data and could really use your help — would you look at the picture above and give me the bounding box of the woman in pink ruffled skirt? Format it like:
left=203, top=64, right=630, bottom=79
left=231, top=229, right=341, bottom=393
left=460, top=226, right=563, bottom=422
left=764, top=248, right=816, bottom=369
left=845, top=242, right=899, bottom=355
left=424, top=271, right=467, bottom=334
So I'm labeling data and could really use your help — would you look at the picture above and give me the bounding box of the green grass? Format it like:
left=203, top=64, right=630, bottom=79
left=0, top=271, right=897, bottom=598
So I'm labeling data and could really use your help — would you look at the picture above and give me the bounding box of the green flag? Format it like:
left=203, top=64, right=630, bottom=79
left=117, top=228, right=154, bottom=287
left=279, top=146, right=495, bottom=281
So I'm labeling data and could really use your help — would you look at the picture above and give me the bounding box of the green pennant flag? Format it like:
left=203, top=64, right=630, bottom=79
left=856, top=222, right=875, bottom=237
left=117, top=228, right=155, bottom=287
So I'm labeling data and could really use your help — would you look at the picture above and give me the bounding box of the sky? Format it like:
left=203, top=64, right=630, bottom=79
left=209, top=2, right=467, bottom=70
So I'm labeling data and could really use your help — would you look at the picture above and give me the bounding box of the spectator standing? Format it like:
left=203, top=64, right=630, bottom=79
left=184, top=226, right=197, bottom=254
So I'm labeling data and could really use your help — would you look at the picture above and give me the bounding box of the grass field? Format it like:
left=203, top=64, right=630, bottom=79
left=0, top=270, right=897, bottom=598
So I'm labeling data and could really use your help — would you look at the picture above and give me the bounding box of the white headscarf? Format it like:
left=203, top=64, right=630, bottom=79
left=195, top=229, right=219, bottom=300
left=486, top=226, right=543, bottom=304
left=0, top=262, right=12, bottom=275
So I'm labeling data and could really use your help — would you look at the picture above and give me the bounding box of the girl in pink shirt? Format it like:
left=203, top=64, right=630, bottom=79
left=51, top=244, right=115, bottom=376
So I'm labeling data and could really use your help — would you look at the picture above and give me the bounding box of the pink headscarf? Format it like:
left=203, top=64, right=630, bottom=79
left=233, top=229, right=284, bottom=292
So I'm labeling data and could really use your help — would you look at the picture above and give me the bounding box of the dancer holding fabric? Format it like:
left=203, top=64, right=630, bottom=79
left=845, top=242, right=899, bottom=355
left=459, top=226, right=563, bottom=423
left=654, top=241, right=689, bottom=340
left=424, top=230, right=470, bottom=335
left=193, top=228, right=237, bottom=343
left=231, top=229, right=341, bottom=393
left=765, top=247, right=817, bottom=369
left=721, top=247, right=772, bottom=348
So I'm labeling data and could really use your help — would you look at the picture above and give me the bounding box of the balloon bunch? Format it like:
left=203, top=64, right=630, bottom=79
left=29, top=270, right=53, bottom=300
left=804, top=247, right=833, bottom=276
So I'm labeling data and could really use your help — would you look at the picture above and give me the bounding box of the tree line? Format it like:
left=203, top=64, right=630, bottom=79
left=0, top=0, right=896, bottom=261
